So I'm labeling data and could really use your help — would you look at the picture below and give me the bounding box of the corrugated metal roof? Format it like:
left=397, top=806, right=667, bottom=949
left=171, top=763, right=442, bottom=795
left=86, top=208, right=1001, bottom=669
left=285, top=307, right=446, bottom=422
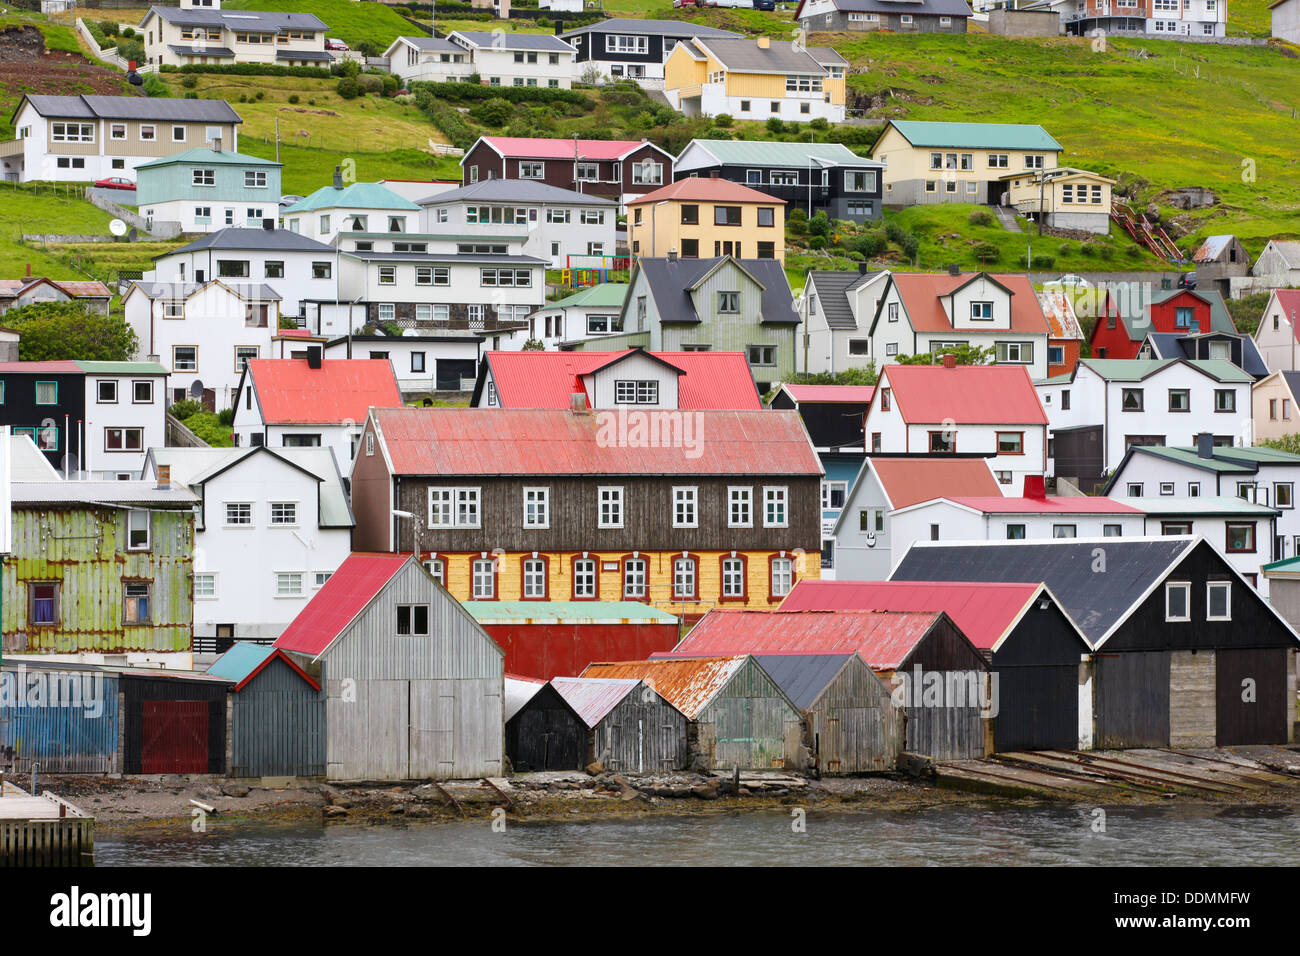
left=561, top=18, right=742, bottom=38
left=374, top=407, right=822, bottom=477
left=10, top=481, right=197, bottom=506
left=871, top=457, right=1003, bottom=510
left=542, top=283, right=628, bottom=311
left=417, top=178, right=616, bottom=207
left=889, top=272, right=1050, bottom=335
left=638, top=257, right=799, bottom=326
left=274, top=554, right=409, bottom=657
left=464, top=600, right=677, bottom=625
left=206, top=641, right=319, bottom=691
left=580, top=656, right=747, bottom=719
left=942, top=495, right=1141, bottom=515
left=505, top=674, right=546, bottom=721
left=666, top=609, right=944, bottom=671
left=248, top=358, right=402, bottom=425
left=452, top=31, right=575, bottom=51
left=782, top=384, right=875, bottom=403
left=1123, top=495, right=1279, bottom=516
left=694, top=37, right=838, bottom=74
left=1080, top=358, right=1253, bottom=384
left=752, top=654, right=852, bottom=709
left=75, top=360, right=168, bottom=375
left=282, top=182, right=419, bottom=214
left=1037, top=290, right=1083, bottom=341
left=147, top=6, right=328, bottom=31
left=1192, top=235, right=1234, bottom=262
left=0, top=278, right=112, bottom=300
left=137, top=147, right=280, bottom=169
left=883, top=364, right=1048, bottom=425
left=682, top=140, right=880, bottom=169
left=480, top=136, right=652, bottom=161
left=627, top=178, right=785, bottom=206
left=886, top=120, right=1061, bottom=151
left=550, top=677, right=641, bottom=727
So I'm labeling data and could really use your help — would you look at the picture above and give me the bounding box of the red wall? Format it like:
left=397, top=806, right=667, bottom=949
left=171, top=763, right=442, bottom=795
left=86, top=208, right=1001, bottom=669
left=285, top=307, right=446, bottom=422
left=484, top=623, right=682, bottom=681
left=1086, top=290, right=1214, bottom=361
left=1048, top=339, right=1081, bottom=378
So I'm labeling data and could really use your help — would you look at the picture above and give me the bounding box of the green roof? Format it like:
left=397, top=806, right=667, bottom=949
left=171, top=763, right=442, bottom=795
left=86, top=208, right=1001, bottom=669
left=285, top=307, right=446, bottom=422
left=1127, top=446, right=1255, bottom=473
left=135, top=147, right=281, bottom=169
left=1125, top=495, right=1277, bottom=515
left=462, top=600, right=678, bottom=624
left=76, top=360, right=167, bottom=375
left=1264, top=555, right=1300, bottom=573
left=886, top=120, right=1063, bottom=151
left=1080, top=358, right=1252, bottom=383
left=282, top=182, right=419, bottom=214
left=688, top=139, right=876, bottom=167
left=544, top=283, right=629, bottom=310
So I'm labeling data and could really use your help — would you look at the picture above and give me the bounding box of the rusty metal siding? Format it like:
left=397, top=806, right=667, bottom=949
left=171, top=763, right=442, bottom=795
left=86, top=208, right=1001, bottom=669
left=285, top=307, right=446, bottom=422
left=805, top=658, right=903, bottom=774
left=0, top=671, right=120, bottom=773
left=3, top=506, right=194, bottom=654
left=595, top=686, right=689, bottom=772
left=696, top=658, right=802, bottom=771
left=230, top=658, right=326, bottom=779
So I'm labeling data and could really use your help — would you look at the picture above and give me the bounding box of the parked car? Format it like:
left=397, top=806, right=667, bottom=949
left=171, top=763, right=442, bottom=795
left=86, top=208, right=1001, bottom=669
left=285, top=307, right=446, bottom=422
left=325, top=38, right=349, bottom=51
left=1052, top=274, right=1091, bottom=289
left=279, top=194, right=305, bottom=208
left=1177, top=273, right=1198, bottom=289
left=93, top=176, right=135, bottom=191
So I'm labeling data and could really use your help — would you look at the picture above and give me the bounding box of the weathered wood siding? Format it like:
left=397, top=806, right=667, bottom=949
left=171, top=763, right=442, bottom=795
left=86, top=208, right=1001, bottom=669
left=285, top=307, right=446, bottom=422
left=1095, top=651, right=1171, bottom=749
left=889, top=616, right=990, bottom=760
left=505, top=684, right=587, bottom=771
left=1215, top=647, right=1290, bottom=745
left=805, top=657, right=904, bottom=773
left=991, top=602, right=1088, bottom=752
left=121, top=675, right=228, bottom=775
left=696, top=658, right=802, bottom=771
left=230, top=658, right=325, bottom=779
left=1169, top=649, right=1216, bottom=749
left=595, top=687, right=689, bottom=772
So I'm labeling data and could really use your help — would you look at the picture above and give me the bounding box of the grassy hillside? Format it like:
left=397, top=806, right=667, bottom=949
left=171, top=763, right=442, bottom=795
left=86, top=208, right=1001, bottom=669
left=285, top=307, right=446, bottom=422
left=222, top=0, right=417, bottom=49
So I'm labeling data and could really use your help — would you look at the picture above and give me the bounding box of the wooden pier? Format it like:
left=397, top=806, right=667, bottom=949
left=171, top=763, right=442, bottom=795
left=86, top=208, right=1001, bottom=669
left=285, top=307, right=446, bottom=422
left=0, top=779, right=95, bottom=866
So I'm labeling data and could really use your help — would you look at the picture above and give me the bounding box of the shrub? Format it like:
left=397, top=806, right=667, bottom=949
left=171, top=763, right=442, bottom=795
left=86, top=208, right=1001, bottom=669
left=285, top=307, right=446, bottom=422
left=471, top=96, right=514, bottom=126
left=121, top=26, right=136, bottom=37
left=968, top=208, right=995, bottom=227
left=714, top=113, right=733, bottom=128
left=766, top=117, right=784, bottom=134
left=357, top=74, right=383, bottom=94
left=180, top=74, right=197, bottom=89
left=185, top=91, right=198, bottom=99
left=175, top=63, right=331, bottom=78
left=1079, top=242, right=1097, bottom=258
left=288, top=93, right=300, bottom=104
left=899, top=234, right=920, bottom=260
left=216, top=407, right=236, bottom=427
left=168, top=399, right=202, bottom=420
left=254, top=90, right=265, bottom=100
left=1058, top=241, right=1077, bottom=257
left=1097, top=243, right=1116, bottom=261
left=809, top=117, right=829, bottom=131
left=337, top=76, right=360, bottom=99
left=971, top=241, right=1000, bottom=264
left=854, top=232, right=884, bottom=258
left=807, top=235, right=827, bottom=250
left=334, top=58, right=362, bottom=78
left=182, top=412, right=233, bottom=447
left=382, top=73, right=400, bottom=95
left=808, top=212, right=831, bottom=238
left=98, top=20, right=118, bottom=36
left=238, top=93, right=248, bottom=103
left=704, top=127, right=732, bottom=140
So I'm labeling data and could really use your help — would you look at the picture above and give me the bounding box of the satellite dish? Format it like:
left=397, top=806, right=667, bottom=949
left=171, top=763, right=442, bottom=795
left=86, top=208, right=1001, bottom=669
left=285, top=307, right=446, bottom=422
left=109, top=219, right=127, bottom=237
left=189, top=380, right=205, bottom=399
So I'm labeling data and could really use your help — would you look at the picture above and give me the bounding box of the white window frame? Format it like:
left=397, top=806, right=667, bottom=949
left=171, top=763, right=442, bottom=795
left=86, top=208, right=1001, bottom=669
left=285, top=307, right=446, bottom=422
left=1165, top=581, right=1191, bottom=622
left=672, top=486, right=698, bottom=528
left=126, top=509, right=150, bottom=551
left=728, top=486, right=752, bottom=528
left=598, top=486, right=624, bottom=529
left=275, top=571, right=305, bottom=597
left=472, top=558, right=495, bottom=598
left=270, top=501, right=298, bottom=526
left=194, top=572, right=217, bottom=599
left=1206, top=581, right=1231, bottom=622
left=763, top=486, right=789, bottom=528
left=523, top=486, right=550, bottom=529
left=428, top=486, right=481, bottom=528
left=771, top=557, right=794, bottom=597
left=573, top=558, right=597, bottom=598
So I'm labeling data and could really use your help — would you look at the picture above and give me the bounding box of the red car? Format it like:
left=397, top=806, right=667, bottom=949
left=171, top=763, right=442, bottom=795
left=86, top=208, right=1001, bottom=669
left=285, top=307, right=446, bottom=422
left=94, top=176, right=135, bottom=191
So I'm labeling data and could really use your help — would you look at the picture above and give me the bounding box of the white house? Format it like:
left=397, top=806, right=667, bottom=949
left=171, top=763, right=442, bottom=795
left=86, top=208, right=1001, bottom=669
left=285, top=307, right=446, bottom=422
left=559, top=19, right=743, bottom=87
left=1274, top=0, right=1300, bottom=44
left=383, top=37, right=475, bottom=86
left=143, top=444, right=354, bottom=646
left=146, top=226, right=339, bottom=320
left=139, top=0, right=334, bottom=70
left=1037, top=358, right=1255, bottom=485
left=281, top=178, right=422, bottom=245
left=416, top=178, right=617, bottom=269
left=799, top=267, right=889, bottom=374
left=1251, top=241, right=1300, bottom=289
left=135, top=145, right=283, bottom=234
left=231, top=352, right=403, bottom=473
left=124, top=279, right=282, bottom=409
left=1253, top=289, right=1300, bottom=372
left=869, top=271, right=1051, bottom=379
left=0, top=93, right=241, bottom=184
left=445, top=31, right=577, bottom=89
left=324, top=331, right=482, bottom=394
left=522, top=283, right=629, bottom=349
left=864, top=359, right=1050, bottom=488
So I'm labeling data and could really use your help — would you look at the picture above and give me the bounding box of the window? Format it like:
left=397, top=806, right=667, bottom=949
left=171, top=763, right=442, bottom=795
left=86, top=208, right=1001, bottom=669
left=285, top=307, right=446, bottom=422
left=996, top=432, right=1023, bottom=455
left=599, top=486, right=623, bottom=528
left=747, top=345, right=777, bottom=366
left=995, top=341, right=1033, bottom=364
left=1121, top=388, right=1144, bottom=412
left=244, top=170, right=267, bottom=188
left=573, top=558, right=597, bottom=599
left=391, top=602, right=431, bottom=637
left=1025, top=155, right=1044, bottom=169
left=1165, top=582, right=1191, bottom=622
left=1188, top=482, right=1201, bottom=497
left=1276, top=483, right=1294, bottom=509
left=97, top=380, right=118, bottom=403
left=105, top=427, right=143, bottom=452
left=275, top=572, right=304, bottom=597
left=139, top=125, right=155, bottom=142
left=217, top=259, right=249, bottom=278
left=770, top=557, right=794, bottom=598
left=969, top=301, right=994, bottom=321
left=1061, top=391, right=1071, bottom=411
left=234, top=346, right=259, bottom=373
left=673, top=486, right=698, bottom=528
left=1214, top=389, right=1236, bottom=412
left=576, top=162, right=599, bottom=182
left=127, top=510, right=150, bottom=550
left=523, top=487, right=550, bottom=529
left=194, top=573, right=216, bottom=599
left=313, top=571, right=332, bottom=589
left=29, top=582, right=58, bottom=626
left=1159, top=482, right=1175, bottom=496
left=763, top=486, right=788, bottom=528
left=822, top=481, right=847, bottom=511
left=480, top=268, right=533, bottom=288
left=718, top=291, right=740, bottom=313
left=226, top=502, right=252, bottom=526
left=428, top=487, right=481, bottom=528
left=728, top=486, right=752, bottom=528
left=1103, top=525, right=1123, bottom=537
left=757, top=207, right=775, bottom=228
left=172, top=346, right=198, bottom=372
left=588, top=315, right=624, bottom=335
left=623, top=557, right=646, bottom=599
left=522, top=559, right=547, bottom=599
left=1207, top=582, right=1231, bottom=621
left=1168, top=389, right=1190, bottom=412
left=929, top=430, right=955, bottom=453
left=1052, top=524, right=1077, bottom=538
left=270, top=502, right=297, bottom=526
left=614, top=379, right=658, bottom=404
left=631, top=162, right=663, bottom=186
left=312, top=261, right=332, bottom=280
left=721, top=556, right=746, bottom=599
left=880, top=388, right=891, bottom=412
left=378, top=266, right=396, bottom=286
left=52, top=122, right=93, bottom=142
left=714, top=206, right=742, bottom=227
left=520, top=161, right=544, bottom=179
left=34, top=380, right=57, bottom=405
left=282, top=434, right=320, bottom=448
left=123, top=582, right=151, bottom=624
left=422, top=559, right=444, bottom=587
left=472, top=558, right=496, bottom=599
left=849, top=339, right=870, bottom=356
left=996, top=471, right=1013, bottom=485
left=680, top=204, right=699, bottom=225
left=1226, top=523, right=1255, bottom=553
left=192, top=168, right=215, bottom=187
left=1175, top=307, right=1194, bottom=329
left=1006, top=524, right=1026, bottom=540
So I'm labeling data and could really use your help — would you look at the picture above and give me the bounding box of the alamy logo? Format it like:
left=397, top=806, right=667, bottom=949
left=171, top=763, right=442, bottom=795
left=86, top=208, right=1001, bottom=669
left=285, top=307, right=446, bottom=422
left=0, top=667, right=104, bottom=718
left=890, top=665, right=999, bottom=718
left=595, top=408, right=704, bottom=459
left=49, top=887, right=151, bottom=936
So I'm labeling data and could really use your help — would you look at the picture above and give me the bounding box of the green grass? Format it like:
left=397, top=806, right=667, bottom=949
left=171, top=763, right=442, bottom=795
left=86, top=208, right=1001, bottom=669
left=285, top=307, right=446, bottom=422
left=0, top=11, right=84, bottom=53
left=1228, top=0, right=1274, bottom=37
left=0, top=238, right=85, bottom=277
left=222, top=0, right=416, bottom=49
left=0, top=185, right=114, bottom=236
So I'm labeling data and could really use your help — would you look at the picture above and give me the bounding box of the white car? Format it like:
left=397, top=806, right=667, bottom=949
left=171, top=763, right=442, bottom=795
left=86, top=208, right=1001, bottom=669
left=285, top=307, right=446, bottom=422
left=1052, top=274, right=1091, bottom=289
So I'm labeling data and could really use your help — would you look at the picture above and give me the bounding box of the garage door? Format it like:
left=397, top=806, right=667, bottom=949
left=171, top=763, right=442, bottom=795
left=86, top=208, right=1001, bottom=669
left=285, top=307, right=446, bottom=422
left=994, top=665, right=1078, bottom=752
left=1216, top=648, right=1289, bottom=746
left=141, top=700, right=209, bottom=773
left=1096, top=652, right=1170, bottom=749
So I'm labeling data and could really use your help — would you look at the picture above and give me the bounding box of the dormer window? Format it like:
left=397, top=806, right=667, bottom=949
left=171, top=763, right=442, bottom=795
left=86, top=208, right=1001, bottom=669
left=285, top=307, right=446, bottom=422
left=970, top=301, right=993, bottom=320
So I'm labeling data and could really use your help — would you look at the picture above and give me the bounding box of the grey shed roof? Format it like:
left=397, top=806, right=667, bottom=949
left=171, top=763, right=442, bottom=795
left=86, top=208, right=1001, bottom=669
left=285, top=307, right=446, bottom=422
left=639, top=257, right=799, bottom=326
left=417, top=178, right=616, bottom=206
left=276, top=49, right=335, bottom=62
left=398, top=36, right=462, bottom=51
left=452, top=31, right=575, bottom=52
left=754, top=654, right=854, bottom=710
left=1283, top=371, right=1300, bottom=403
left=168, top=227, right=334, bottom=255
left=807, top=269, right=877, bottom=330
left=805, top=0, right=973, bottom=15
left=145, top=5, right=328, bottom=31
left=695, top=38, right=835, bottom=74
left=561, top=18, right=743, bottom=39
left=10, top=481, right=198, bottom=507
left=890, top=537, right=1198, bottom=647
left=16, top=94, right=241, bottom=124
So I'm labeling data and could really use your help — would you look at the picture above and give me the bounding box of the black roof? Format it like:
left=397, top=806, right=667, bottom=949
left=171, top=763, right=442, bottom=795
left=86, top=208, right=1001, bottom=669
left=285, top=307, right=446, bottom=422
left=754, top=654, right=854, bottom=710
left=168, top=227, right=335, bottom=256
left=639, top=257, right=799, bottom=325
left=806, top=269, right=876, bottom=330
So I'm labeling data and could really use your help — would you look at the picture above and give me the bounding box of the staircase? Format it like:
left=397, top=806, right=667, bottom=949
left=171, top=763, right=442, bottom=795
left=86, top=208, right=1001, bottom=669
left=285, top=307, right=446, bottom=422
left=992, top=204, right=1022, bottom=233
left=1110, top=199, right=1184, bottom=262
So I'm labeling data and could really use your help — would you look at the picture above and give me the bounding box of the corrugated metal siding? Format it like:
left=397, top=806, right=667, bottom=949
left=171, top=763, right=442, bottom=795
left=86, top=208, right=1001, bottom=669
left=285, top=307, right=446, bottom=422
left=230, top=658, right=326, bottom=778
left=0, top=673, right=120, bottom=773
left=4, top=507, right=194, bottom=654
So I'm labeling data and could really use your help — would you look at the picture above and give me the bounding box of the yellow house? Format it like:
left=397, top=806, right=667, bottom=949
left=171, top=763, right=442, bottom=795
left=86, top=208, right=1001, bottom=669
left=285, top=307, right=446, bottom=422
left=664, top=36, right=846, bottom=124
left=627, top=178, right=786, bottom=263
left=999, top=167, right=1115, bottom=235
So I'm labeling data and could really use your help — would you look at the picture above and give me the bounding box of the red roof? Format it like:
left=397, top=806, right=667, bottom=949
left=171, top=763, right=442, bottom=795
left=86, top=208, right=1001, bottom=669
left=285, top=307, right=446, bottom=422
left=665, top=608, right=947, bottom=671
left=870, top=457, right=1002, bottom=510
left=888, top=273, right=1049, bottom=334
left=0, top=360, right=81, bottom=373
left=275, top=328, right=316, bottom=338
left=274, top=553, right=409, bottom=657
left=881, top=364, right=1048, bottom=425
left=481, top=136, right=651, bottom=161
left=627, top=178, right=784, bottom=206
left=942, top=495, right=1142, bottom=515
left=783, top=384, right=875, bottom=403
left=779, top=580, right=1042, bottom=651
left=248, top=358, right=402, bottom=425
left=0, top=277, right=111, bottom=299
left=373, top=407, right=822, bottom=476
left=1273, top=291, right=1300, bottom=341
left=484, top=349, right=761, bottom=410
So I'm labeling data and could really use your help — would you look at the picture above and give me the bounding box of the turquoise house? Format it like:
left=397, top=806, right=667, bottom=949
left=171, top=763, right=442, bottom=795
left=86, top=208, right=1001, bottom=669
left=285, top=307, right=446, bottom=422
left=136, top=146, right=283, bottom=233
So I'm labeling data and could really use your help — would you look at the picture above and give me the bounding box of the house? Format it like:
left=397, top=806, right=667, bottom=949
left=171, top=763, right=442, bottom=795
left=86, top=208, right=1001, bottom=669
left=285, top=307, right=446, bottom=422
left=864, top=359, right=1050, bottom=486
left=664, top=608, right=990, bottom=760
left=464, top=601, right=681, bottom=681
left=797, top=267, right=890, bottom=373
left=146, top=227, right=338, bottom=319
left=829, top=456, right=1006, bottom=581
left=442, top=31, right=578, bottom=89
left=1251, top=240, right=1300, bottom=289
left=507, top=676, right=689, bottom=771
left=1088, top=286, right=1238, bottom=361
left=1191, top=235, right=1251, bottom=298
left=1104, top=438, right=1300, bottom=566
left=232, top=352, right=403, bottom=471
left=627, top=178, right=785, bottom=263
left=1253, top=370, right=1300, bottom=442
left=274, top=553, right=506, bottom=782
left=1273, top=0, right=1300, bottom=44
left=674, top=139, right=884, bottom=223
left=1136, top=329, right=1268, bottom=381
left=1253, top=289, right=1300, bottom=372
left=123, top=279, right=283, bottom=410
left=526, top=283, right=629, bottom=348
left=565, top=257, right=800, bottom=393
left=206, top=642, right=325, bottom=779
left=281, top=178, right=421, bottom=245
left=1037, top=359, right=1254, bottom=487
left=351, top=407, right=823, bottom=621
left=324, top=330, right=483, bottom=395
left=781, top=579, right=1092, bottom=752
left=0, top=360, right=167, bottom=478
left=415, top=179, right=617, bottom=269
left=139, top=0, right=333, bottom=69
left=1059, top=0, right=1226, bottom=38
left=560, top=19, right=742, bottom=86
left=997, top=166, right=1115, bottom=234
left=795, top=0, right=972, bottom=34
left=891, top=536, right=1299, bottom=748
left=136, top=145, right=282, bottom=234
left=460, top=136, right=674, bottom=206
left=1039, top=289, right=1083, bottom=378
left=1, top=93, right=242, bottom=184
left=0, top=276, right=112, bottom=316
left=580, top=655, right=805, bottom=770
left=382, top=36, right=475, bottom=86
left=4, top=478, right=198, bottom=668
left=143, top=443, right=354, bottom=650
left=470, top=348, right=763, bottom=410
left=663, top=36, right=847, bottom=124
left=869, top=272, right=1051, bottom=379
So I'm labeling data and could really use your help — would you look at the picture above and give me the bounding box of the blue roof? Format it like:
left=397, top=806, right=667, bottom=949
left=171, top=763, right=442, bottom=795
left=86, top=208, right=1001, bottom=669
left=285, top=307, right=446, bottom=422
left=206, top=641, right=281, bottom=685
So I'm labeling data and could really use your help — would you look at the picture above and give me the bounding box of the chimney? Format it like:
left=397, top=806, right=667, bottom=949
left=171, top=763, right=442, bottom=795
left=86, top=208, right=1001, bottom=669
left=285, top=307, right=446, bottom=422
left=263, top=218, right=275, bottom=230
left=333, top=165, right=343, bottom=190
left=947, top=263, right=960, bottom=276
left=668, top=248, right=678, bottom=261
left=1023, top=474, right=1047, bottom=500
left=941, top=353, right=957, bottom=369
left=25, top=262, right=31, bottom=278
left=210, top=136, right=221, bottom=152
left=570, top=392, right=589, bottom=414
left=307, top=345, right=323, bottom=369
left=156, top=464, right=171, bottom=490
left=1196, top=432, right=1215, bottom=459
left=858, top=262, right=869, bottom=275
left=554, top=18, right=563, bottom=34
left=757, top=36, right=770, bottom=49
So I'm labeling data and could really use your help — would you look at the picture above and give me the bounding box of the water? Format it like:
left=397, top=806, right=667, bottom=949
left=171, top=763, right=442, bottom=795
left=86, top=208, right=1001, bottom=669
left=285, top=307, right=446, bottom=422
left=96, top=803, right=1300, bottom=866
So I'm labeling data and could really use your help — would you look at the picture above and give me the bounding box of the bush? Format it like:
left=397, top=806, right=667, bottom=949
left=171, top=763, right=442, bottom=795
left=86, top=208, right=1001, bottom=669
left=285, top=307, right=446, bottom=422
left=216, top=407, right=236, bottom=427
left=357, top=74, right=383, bottom=94
left=808, top=212, right=831, bottom=238
left=409, top=80, right=589, bottom=109
left=288, top=93, right=300, bottom=104
left=1097, top=243, right=1116, bottom=261
left=255, top=90, right=265, bottom=100
left=168, top=399, right=202, bottom=420
left=180, top=74, right=198, bottom=89
left=334, top=58, right=362, bottom=78
left=807, top=235, right=827, bottom=250
left=337, top=76, right=360, bottom=99
left=176, top=63, right=331, bottom=78
left=238, top=94, right=248, bottom=103
left=4, top=303, right=138, bottom=361
left=899, top=234, right=920, bottom=260
left=382, top=73, right=400, bottom=95
left=98, top=20, right=118, bottom=36
left=1080, top=242, right=1097, bottom=258
left=809, top=117, right=829, bottom=131
left=714, top=113, right=733, bottom=128
left=121, top=26, right=136, bottom=37
left=968, top=208, right=995, bottom=227
left=704, top=127, right=732, bottom=140
left=471, top=96, right=514, bottom=126
left=854, top=232, right=885, bottom=258
left=971, top=241, right=1000, bottom=264
left=787, top=207, right=808, bottom=236
left=182, top=412, right=233, bottom=448
left=185, top=91, right=198, bottom=99
left=765, top=117, right=784, bottom=134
